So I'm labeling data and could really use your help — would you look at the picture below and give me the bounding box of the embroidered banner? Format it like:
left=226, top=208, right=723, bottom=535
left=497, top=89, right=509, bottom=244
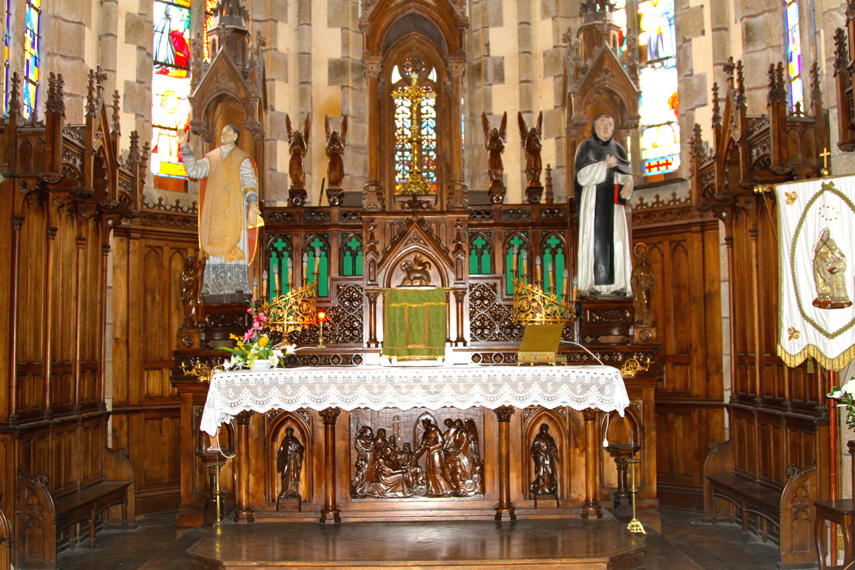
left=776, top=176, right=855, bottom=371
left=382, top=288, right=447, bottom=361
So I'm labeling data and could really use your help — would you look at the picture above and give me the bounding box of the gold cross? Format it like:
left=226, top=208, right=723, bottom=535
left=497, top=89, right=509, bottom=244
left=820, top=147, right=831, bottom=177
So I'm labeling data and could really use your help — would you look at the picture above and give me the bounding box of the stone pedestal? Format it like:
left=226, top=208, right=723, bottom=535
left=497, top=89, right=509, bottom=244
left=289, top=187, right=307, bottom=207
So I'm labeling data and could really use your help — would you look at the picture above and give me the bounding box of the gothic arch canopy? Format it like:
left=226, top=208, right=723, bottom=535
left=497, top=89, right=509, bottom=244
left=361, top=0, right=467, bottom=57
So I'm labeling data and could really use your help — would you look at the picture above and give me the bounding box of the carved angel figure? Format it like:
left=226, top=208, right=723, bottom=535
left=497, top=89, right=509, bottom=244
left=518, top=111, right=543, bottom=187
left=325, top=115, right=348, bottom=188
left=482, top=112, right=507, bottom=188
left=286, top=113, right=311, bottom=190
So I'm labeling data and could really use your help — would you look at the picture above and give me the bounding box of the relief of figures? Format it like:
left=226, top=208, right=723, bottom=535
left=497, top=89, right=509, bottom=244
left=351, top=415, right=483, bottom=499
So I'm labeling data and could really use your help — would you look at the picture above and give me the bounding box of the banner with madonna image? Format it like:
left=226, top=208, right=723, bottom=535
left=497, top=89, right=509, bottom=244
left=776, top=176, right=855, bottom=371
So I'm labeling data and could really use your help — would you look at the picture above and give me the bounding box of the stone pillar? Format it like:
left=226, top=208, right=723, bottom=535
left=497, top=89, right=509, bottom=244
left=447, top=56, right=467, bottom=208
left=363, top=55, right=382, bottom=185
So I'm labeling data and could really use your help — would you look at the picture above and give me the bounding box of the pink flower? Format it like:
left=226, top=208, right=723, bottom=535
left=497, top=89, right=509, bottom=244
left=247, top=308, right=253, bottom=314
left=243, top=330, right=254, bottom=343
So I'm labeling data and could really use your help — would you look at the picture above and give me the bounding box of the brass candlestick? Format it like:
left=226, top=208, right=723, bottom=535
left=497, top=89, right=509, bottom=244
left=626, top=457, right=646, bottom=534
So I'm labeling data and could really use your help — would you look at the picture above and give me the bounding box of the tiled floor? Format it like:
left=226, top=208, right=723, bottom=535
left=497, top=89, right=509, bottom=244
left=54, top=509, right=782, bottom=570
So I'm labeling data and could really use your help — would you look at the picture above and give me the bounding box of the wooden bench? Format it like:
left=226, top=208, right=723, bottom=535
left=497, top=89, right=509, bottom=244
left=16, top=448, right=134, bottom=569
left=704, top=441, right=817, bottom=568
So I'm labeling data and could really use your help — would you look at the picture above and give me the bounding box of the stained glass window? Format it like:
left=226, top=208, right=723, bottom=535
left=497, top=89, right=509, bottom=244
left=22, top=0, right=40, bottom=119
left=784, top=0, right=804, bottom=111
left=151, top=0, right=191, bottom=191
left=392, top=57, right=438, bottom=193
left=611, top=0, right=628, bottom=54
left=204, top=0, right=218, bottom=61
left=3, top=0, right=10, bottom=115
left=638, top=0, right=679, bottom=177
left=341, top=235, right=363, bottom=277
left=469, top=233, right=493, bottom=275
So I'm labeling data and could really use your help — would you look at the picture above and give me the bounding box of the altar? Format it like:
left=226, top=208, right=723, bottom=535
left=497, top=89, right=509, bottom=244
left=189, top=363, right=630, bottom=525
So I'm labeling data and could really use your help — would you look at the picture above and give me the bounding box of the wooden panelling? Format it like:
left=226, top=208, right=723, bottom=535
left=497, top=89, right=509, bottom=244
left=634, top=213, right=725, bottom=510
left=112, top=220, right=196, bottom=514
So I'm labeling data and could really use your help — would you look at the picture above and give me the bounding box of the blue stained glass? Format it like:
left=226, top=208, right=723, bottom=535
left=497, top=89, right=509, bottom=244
left=21, top=0, right=40, bottom=119
left=784, top=0, right=803, bottom=111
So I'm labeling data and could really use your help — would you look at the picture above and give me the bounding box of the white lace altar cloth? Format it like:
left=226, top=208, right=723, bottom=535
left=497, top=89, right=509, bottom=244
left=199, top=365, right=629, bottom=435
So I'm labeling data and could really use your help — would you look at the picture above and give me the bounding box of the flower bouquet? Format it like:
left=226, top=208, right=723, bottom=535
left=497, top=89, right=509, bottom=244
left=829, top=378, right=855, bottom=430
left=219, top=302, right=292, bottom=371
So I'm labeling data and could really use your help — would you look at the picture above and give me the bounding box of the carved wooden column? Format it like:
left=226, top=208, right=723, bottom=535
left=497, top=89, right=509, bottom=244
left=43, top=225, right=57, bottom=411
left=233, top=411, right=254, bottom=523
left=366, top=291, right=379, bottom=348
left=9, top=216, right=23, bottom=422
left=363, top=56, right=382, bottom=183
left=447, top=56, right=467, bottom=209
left=494, top=406, right=516, bottom=520
left=320, top=407, right=341, bottom=523
left=454, top=290, right=466, bottom=346
left=582, top=409, right=602, bottom=519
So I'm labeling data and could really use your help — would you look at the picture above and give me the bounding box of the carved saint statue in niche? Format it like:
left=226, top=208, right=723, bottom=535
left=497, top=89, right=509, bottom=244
left=482, top=111, right=507, bottom=188
left=518, top=111, right=543, bottom=187
left=812, top=227, right=852, bottom=309
left=631, top=243, right=655, bottom=325
left=529, top=423, right=559, bottom=496
left=276, top=427, right=304, bottom=500
left=286, top=113, right=311, bottom=190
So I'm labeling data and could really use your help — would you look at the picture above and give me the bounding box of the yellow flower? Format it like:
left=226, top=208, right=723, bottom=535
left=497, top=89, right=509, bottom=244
left=230, top=334, right=241, bottom=341
left=237, top=340, right=244, bottom=349
left=257, top=336, right=269, bottom=347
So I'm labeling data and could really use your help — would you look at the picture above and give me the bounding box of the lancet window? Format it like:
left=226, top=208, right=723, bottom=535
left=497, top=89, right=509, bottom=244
left=784, top=0, right=804, bottom=111
left=605, top=0, right=680, bottom=180
left=22, top=0, right=40, bottom=119
left=150, top=0, right=217, bottom=192
left=469, top=233, right=493, bottom=275
left=341, top=235, right=364, bottom=277
left=391, top=56, right=439, bottom=195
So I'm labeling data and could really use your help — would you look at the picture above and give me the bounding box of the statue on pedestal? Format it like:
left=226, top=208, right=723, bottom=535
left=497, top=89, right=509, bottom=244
left=529, top=423, right=559, bottom=495
left=482, top=112, right=507, bottom=188
left=325, top=115, right=348, bottom=188
left=287, top=113, right=311, bottom=190
left=180, top=124, right=261, bottom=296
left=518, top=111, right=543, bottom=187
left=276, top=427, right=304, bottom=500
left=574, top=114, right=634, bottom=296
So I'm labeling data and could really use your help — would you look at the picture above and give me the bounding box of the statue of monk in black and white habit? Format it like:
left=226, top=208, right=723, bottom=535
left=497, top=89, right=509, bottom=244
left=574, top=114, right=635, bottom=296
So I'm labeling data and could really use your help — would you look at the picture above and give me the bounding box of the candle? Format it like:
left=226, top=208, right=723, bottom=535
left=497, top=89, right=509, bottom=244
left=262, top=270, right=268, bottom=299
left=522, top=250, right=528, bottom=276
left=287, top=258, right=293, bottom=286
left=563, top=269, right=569, bottom=298
left=302, top=252, right=308, bottom=281
left=253, top=277, right=258, bottom=300
left=547, top=260, right=554, bottom=291
left=512, top=247, right=518, bottom=272
left=536, top=257, right=542, bottom=285
left=274, top=271, right=280, bottom=292
left=314, top=248, right=321, bottom=272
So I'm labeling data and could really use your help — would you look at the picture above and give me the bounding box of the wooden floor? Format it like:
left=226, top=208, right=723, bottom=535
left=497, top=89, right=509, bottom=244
left=185, top=517, right=645, bottom=569
left=54, top=510, right=783, bottom=570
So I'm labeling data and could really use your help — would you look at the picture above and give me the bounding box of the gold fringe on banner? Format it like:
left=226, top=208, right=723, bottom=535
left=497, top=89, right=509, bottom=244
left=777, top=343, right=855, bottom=372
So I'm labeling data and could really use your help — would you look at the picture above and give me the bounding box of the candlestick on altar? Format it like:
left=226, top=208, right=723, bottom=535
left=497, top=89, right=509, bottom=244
left=302, top=252, right=308, bottom=283
left=536, top=257, right=542, bottom=286
left=252, top=278, right=258, bottom=300
left=287, top=258, right=293, bottom=287
left=512, top=247, right=518, bottom=273
left=262, top=270, right=268, bottom=300
left=274, top=271, right=280, bottom=294
left=522, top=250, right=528, bottom=278
left=563, top=269, right=569, bottom=299
left=314, top=248, right=320, bottom=273
left=547, top=260, right=554, bottom=293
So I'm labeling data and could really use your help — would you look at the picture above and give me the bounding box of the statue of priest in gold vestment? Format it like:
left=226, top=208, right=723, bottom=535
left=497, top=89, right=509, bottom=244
left=180, top=125, right=262, bottom=296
